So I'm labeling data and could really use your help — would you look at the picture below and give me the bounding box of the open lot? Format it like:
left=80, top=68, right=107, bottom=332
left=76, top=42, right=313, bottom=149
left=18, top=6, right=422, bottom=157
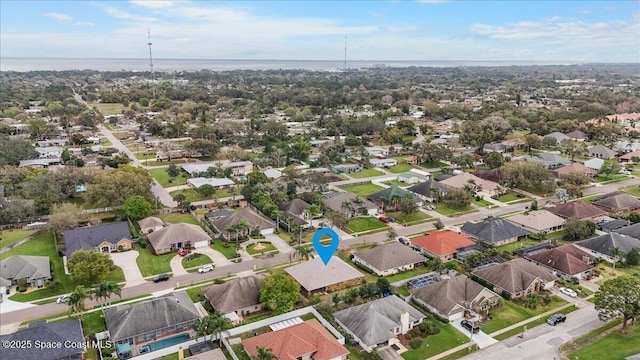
left=89, top=102, right=126, bottom=116
left=0, top=229, right=38, bottom=249
left=385, top=211, right=433, bottom=226
left=344, top=217, right=389, bottom=234
left=388, top=163, right=415, bottom=173
left=434, top=203, right=478, bottom=217
left=148, top=168, right=188, bottom=187
left=349, top=168, right=385, bottom=179
left=341, top=183, right=385, bottom=196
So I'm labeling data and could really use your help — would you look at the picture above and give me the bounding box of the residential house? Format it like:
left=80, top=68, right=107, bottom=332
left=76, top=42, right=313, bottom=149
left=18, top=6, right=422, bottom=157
left=64, top=222, right=133, bottom=258
left=397, top=172, right=422, bottom=184
left=565, top=130, right=588, bottom=141
left=461, top=217, right=530, bottom=246
left=520, top=152, right=571, bottom=169
left=35, top=146, right=63, bottom=158
left=410, top=231, right=476, bottom=261
left=19, top=158, right=62, bottom=168
left=552, top=163, right=598, bottom=178
left=483, top=143, right=509, bottom=153
left=147, top=223, right=211, bottom=254
left=619, top=150, right=640, bottom=163
left=242, top=319, right=349, bottom=360
left=588, top=144, right=618, bottom=159
left=439, top=172, right=501, bottom=195
left=138, top=216, right=165, bottom=235
left=525, top=245, right=593, bottom=280
left=547, top=201, right=609, bottom=220
left=0, top=255, right=51, bottom=290
left=367, top=186, right=423, bottom=210
left=0, top=320, right=85, bottom=360
left=187, top=177, right=235, bottom=190
left=613, top=222, right=640, bottom=239
left=263, top=168, right=282, bottom=180
left=365, top=146, right=389, bottom=157
left=407, top=179, right=449, bottom=202
left=473, top=169, right=503, bottom=184
left=575, top=233, right=640, bottom=264
left=410, top=275, right=500, bottom=321
left=278, top=198, right=314, bottom=229
left=285, top=257, right=365, bottom=296
left=209, top=207, right=276, bottom=240
left=182, top=160, right=253, bottom=176
left=202, top=275, right=264, bottom=323
left=507, top=210, right=565, bottom=234
left=334, top=296, right=425, bottom=352
left=105, top=291, right=201, bottom=359
left=369, top=158, right=398, bottom=168
left=322, top=192, right=378, bottom=218
left=613, top=140, right=640, bottom=153
left=584, top=158, right=605, bottom=172
left=405, top=156, right=418, bottom=165
left=544, top=132, right=571, bottom=143
left=471, top=258, right=556, bottom=299
left=331, top=164, right=363, bottom=174
left=593, top=192, right=640, bottom=212
left=352, top=242, right=426, bottom=277
left=203, top=209, right=232, bottom=222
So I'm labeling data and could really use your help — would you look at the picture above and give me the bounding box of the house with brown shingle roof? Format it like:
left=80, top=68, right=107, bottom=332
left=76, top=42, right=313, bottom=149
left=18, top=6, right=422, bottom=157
left=552, top=163, right=598, bottom=178
left=410, top=275, right=500, bottom=321
left=471, top=258, right=556, bottom=299
left=146, top=223, right=211, bottom=254
left=593, top=192, right=640, bottom=212
left=138, top=216, right=165, bottom=234
left=202, top=275, right=264, bottom=323
left=565, top=130, right=588, bottom=141
left=410, top=231, right=476, bottom=261
left=525, top=245, right=593, bottom=280
left=619, top=149, right=640, bottom=163
left=242, top=319, right=349, bottom=360
left=548, top=201, right=609, bottom=220
left=352, top=242, right=426, bottom=277
left=285, top=257, right=365, bottom=296
left=507, top=210, right=565, bottom=234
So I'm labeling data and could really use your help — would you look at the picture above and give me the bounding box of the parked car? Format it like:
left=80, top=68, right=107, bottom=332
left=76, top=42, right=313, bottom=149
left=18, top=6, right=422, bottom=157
left=152, top=273, right=170, bottom=283
left=388, top=217, right=396, bottom=222
left=177, top=249, right=191, bottom=257
left=198, top=264, right=215, bottom=274
left=424, top=205, right=435, bottom=211
left=547, top=313, right=567, bottom=326
left=461, top=320, right=480, bottom=333
left=56, top=295, right=70, bottom=304
left=378, top=216, right=390, bottom=223
left=559, top=287, right=578, bottom=298
left=398, top=236, right=410, bottom=245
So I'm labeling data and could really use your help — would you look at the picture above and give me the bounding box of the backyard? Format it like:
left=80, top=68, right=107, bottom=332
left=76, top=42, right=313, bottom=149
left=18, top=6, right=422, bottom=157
left=159, top=212, right=200, bottom=225
left=568, top=323, right=640, bottom=360
left=169, top=188, right=242, bottom=202
left=344, top=217, right=389, bottom=234
left=0, top=229, right=38, bottom=249
left=385, top=211, right=433, bottom=226
left=495, top=238, right=539, bottom=253
left=341, top=183, right=385, bottom=196
left=148, top=167, right=188, bottom=187
left=480, top=296, right=568, bottom=334
left=401, top=320, right=470, bottom=360
left=348, top=168, right=385, bottom=179
left=388, top=163, right=415, bottom=173
left=433, top=203, right=478, bottom=217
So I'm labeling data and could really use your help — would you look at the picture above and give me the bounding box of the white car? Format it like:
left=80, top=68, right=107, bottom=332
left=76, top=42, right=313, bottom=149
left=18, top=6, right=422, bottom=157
left=559, top=287, right=578, bottom=297
left=56, top=294, right=70, bottom=304
left=198, top=264, right=214, bottom=274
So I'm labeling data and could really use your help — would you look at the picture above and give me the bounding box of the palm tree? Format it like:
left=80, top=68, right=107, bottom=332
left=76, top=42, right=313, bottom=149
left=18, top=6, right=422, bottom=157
left=98, top=281, right=122, bottom=307
left=341, top=200, right=354, bottom=217
left=270, top=209, right=284, bottom=230
left=235, top=220, right=250, bottom=240
left=212, top=310, right=232, bottom=347
left=610, top=246, right=624, bottom=275
left=68, top=285, right=90, bottom=318
left=254, top=346, right=277, bottom=360
left=196, top=315, right=216, bottom=343
left=295, top=245, right=313, bottom=260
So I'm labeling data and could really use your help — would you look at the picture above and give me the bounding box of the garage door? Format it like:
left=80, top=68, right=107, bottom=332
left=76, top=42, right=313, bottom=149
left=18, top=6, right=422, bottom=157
left=193, top=240, right=209, bottom=248
left=450, top=310, right=464, bottom=321
left=260, top=228, right=274, bottom=235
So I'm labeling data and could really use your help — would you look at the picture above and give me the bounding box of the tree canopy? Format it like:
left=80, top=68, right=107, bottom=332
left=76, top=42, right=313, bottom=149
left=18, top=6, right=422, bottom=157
left=67, top=250, right=115, bottom=285
left=259, top=273, right=300, bottom=315
left=594, top=275, right=640, bottom=333
left=123, top=195, right=153, bottom=220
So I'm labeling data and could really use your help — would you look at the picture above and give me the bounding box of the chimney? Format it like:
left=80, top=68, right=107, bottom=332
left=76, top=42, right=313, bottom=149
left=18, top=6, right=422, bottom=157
left=400, top=312, right=410, bottom=334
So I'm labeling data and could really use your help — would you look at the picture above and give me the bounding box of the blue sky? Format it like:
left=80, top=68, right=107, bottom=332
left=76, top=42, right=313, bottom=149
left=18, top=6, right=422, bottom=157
left=1, top=0, right=638, bottom=62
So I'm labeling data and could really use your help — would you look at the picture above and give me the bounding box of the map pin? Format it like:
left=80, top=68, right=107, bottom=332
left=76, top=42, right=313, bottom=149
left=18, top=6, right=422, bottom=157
left=312, top=227, right=340, bottom=265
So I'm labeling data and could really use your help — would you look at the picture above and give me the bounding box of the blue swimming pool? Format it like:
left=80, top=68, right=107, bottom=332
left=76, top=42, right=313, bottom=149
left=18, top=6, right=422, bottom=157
left=146, top=333, right=191, bottom=352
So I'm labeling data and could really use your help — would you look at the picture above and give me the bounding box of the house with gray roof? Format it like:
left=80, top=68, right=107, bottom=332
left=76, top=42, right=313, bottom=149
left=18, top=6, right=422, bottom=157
left=147, top=223, right=211, bottom=254
left=614, top=222, right=640, bottom=239
left=544, top=132, right=570, bottom=144
left=104, top=291, right=201, bottom=359
left=483, top=143, right=509, bottom=153
left=352, top=242, right=426, bottom=277
left=367, top=186, right=423, bottom=210
left=593, top=192, right=640, bottom=212
left=369, top=158, right=398, bottom=168
left=565, top=130, right=587, bottom=141
left=331, top=163, right=363, bottom=174
left=410, top=275, right=500, bottom=321
left=278, top=198, right=314, bottom=228
left=0, top=255, right=51, bottom=289
left=334, top=296, right=425, bottom=352
left=575, top=233, right=640, bottom=264
left=202, top=275, right=264, bottom=323
left=285, top=257, right=365, bottom=296
left=471, top=258, right=556, bottom=299
left=588, top=144, right=618, bottom=159
left=461, top=216, right=530, bottom=246
left=0, top=319, right=85, bottom=360
left=209, top=207, right=276, bottom=240
left=584, top=158, right=605, bottom=171
left=63, top=222, right=133, bottom=258
left=407, top=180, right=449, bottom=202
left=322, top=192, right=378, bottom=218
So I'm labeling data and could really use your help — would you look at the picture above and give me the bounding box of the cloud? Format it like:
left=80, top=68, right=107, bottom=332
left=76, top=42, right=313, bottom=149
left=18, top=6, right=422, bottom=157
left=76, top=21, right=95, bottom=27
left=386, top=25, right=417, bottom=32
left=41, top=12, right=72, bottom=21
left=130, top=1, right=189, bottom=9
left=102, top=5, right=158, bottom=22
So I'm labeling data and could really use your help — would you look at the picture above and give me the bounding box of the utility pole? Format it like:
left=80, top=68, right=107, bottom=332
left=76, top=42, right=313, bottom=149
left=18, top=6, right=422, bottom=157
left=147, top=29, right=156, bottom=100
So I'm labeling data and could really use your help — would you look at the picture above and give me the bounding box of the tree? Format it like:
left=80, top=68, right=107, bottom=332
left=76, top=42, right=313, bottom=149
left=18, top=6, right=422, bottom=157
left=166, top=164, right=181, bottom=178
left=67, top=250, right=114, bottom=285
left=185, top=138, right=220, bottom=157
left=433, top=218, right=445, bottom=230
left=259, top=273, right=300, bottom=315
left=67, top=285, right=90, bottom=318
left=197, top=184, right=216, bottom=197
left=451, top=154, right=476, bottom=170
left=86, top=165, right=153, bottom=207
left=624, top=249, right=639, bottom=266
left=524, top=134, right=542, bottom=153
left=594, top=275, right=640, bottom=333
left=397, top=196, right=418, bottom=216
left=443, top=188, right=472, bottom=208
left=0, top=197, right=34, bottom=225
left=254, top=347, right=277, bottom=360
left=555, top=188, right=569, bottom=203
left=563, top=217, right=596, bottom=241
left=483, top=152, right=504, bottom=169
left=529, top=200, right=538, bottom=211
left=0, top=135, right=38, bottom=166
left=93, top=281, right=122, bottom=308
left=599, top=159, right=622, bottom=178
left=294, top=245, right=313, bottom=260
left=325, top=210, right=347, bottom=230
left=387, top=229, right=398, bottom=242
left=196, top=315, right=216, bottom=343
left=123, top=195, right=153, bottom=220
left=501, top=161, right=555, bottom=194
left=376, top=277, right=390, bottom=294
left=48, top=203, right=84, bottom=237
left=211, top=310, right=232, bottom=347
left=610, top=246, right=624, bottom=274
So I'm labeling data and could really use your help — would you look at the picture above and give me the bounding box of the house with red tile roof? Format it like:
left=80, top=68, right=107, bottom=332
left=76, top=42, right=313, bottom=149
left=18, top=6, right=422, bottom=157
left=410, top=231, right=476, bottom=261
left=242, top=319, right=349, bottom=360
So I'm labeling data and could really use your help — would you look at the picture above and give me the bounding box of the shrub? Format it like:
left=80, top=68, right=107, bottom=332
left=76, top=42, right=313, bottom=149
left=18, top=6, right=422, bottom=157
left=138, top=239, right=147, bottom=249
left=409, top=339, right=422, bottom=349
left=47, top=279, right=61, bottom=292
left=501, top=290, right=512, bottom=300
left=419, top=320, right=441, bottom=336
left=214, top=278, right=225, bottom=284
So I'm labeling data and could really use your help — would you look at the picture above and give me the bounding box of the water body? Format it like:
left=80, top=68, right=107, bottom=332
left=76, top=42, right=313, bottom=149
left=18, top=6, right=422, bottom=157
left=0, top=58, right=576, bottom=72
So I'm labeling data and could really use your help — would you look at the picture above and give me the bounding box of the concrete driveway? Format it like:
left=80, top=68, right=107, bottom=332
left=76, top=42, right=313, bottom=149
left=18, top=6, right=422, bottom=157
left=451, top=318, right=498, bottom=349
left=171, top=246, right=233, bottom=276
left=261, top=234, right=295, bottom=254
left=110, top=251, right=146, bottom=288
left=0, top=297, right=36, bottom=314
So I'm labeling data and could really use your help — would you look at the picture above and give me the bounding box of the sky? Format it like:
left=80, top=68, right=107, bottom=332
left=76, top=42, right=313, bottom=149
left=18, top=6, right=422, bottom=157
left=1, top=0, right=639, bottom=62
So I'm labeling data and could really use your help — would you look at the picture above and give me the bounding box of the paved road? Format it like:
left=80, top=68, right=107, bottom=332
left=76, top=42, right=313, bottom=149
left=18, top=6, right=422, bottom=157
left=97, top=124, right=178, bottom=207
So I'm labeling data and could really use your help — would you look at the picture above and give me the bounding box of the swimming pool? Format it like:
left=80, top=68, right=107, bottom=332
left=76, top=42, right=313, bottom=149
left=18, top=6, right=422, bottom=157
left=145, top=333, right=191, bottom=352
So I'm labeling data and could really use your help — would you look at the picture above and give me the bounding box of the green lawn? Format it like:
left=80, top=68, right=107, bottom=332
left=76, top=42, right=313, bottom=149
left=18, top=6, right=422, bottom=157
left=81, top=310, right=108, bottom=336
left=158, top=212, right=200, bottom=225
left=182, top=253, right=213, bottom=269
left=348, top=168, right=385, bottom=179
left=422, top=161, right=448, bottom=168
left=148, top=168, right=188, bottom=187
left=386, top=266, right=432, bottom=283
left=0, top=229, right=37, bottom=249
left=210, top=239, right=239, bottom=259
left=341, top=183, right=385, bottom=196
left=397, top=286, right=410, bottom=296
left=89, top=102, right=125, bottom=116
left=4, top=232, right=124, bottom=302
left=385, top=211, right=433, bottom=226
left=493, top=305, right=579, bottom=341
left=382, top=180, right=408, bottom=187
left=569, top=323, right=640, bottom=360
left=246, top=242, right=278, bottom=255
left=480, top=296, right=568, bottom=333
left=495, top=239, right=539, bottom=253
left=621, top=185, right=640, bottom=197
left=401, top=322, right=469, bottom=360
left=497, top=191, right=530, bottom=203
left=593, top=174, right=630, bottom=184
left=434, top=203, right=478, bottom=217
left=134, top=243, right=173, bottom=277
left=388, top=163, right=415, bottom=173
left=473, top=198, right=497, bottom=208
left=169, top=187, right=242, bottom=202
left=344, top=217, right=389, bottom=234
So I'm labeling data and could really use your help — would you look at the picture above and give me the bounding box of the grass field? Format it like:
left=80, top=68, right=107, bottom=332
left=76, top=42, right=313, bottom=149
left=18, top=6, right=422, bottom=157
left=385, top=211, right=433, bottom=226
left=81, top=310, right=108, bottom=336
left=473, top=198, right=497, bottom=208
left=495, top=239, right=538, bottom=253
left=345, top=217, right=389, bottom=234
left=349, top=168, right=385, bottom=179
left=211, top=239, right=239, bottom=259
left=569, top=323, right=640, bottom=360
left=593, top=174, right=630, bottom=184
left=158, top=212, right=199, bottom=225
left=182, top=253, right=213, bottom=269
left=341, top=183, right=385, bottom=196
left=0, top=229, right=37, bottom=249
left=386, top=267, right=432, bottom=283
left=382, top=180, right=408, bottom=187
left=497, top=190, right=529, bottom=203
left=401, top=322, right=470, bottom=360
left=133, top=243, right=173, bottom=277
left=422, top=161, right=448, bottom=168
left=169, top=188, right=242, bottom=202
left=494, top=305, right=579, bottom=341
left=89, top=102, right=125, bottom=116
left=148, top=168, right=188, bottom=187
left=434, top=203, right=478, bottom=217
left=388, top=163, right=415, bottom=173
left=480, top=296, right=568, bottom=333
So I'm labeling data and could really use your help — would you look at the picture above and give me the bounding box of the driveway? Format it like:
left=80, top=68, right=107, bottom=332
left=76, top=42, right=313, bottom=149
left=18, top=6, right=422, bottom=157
left=169, top=254, right=188, bottom=276
left=0, top=297, right=36, bottom=314
left=261, top=234, right=295, bottom=254
left=451, top=319, right=498, bottom=349
left=110, top=251, right=146, bottom=288
left=192, top=246, right=233, bottom=267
